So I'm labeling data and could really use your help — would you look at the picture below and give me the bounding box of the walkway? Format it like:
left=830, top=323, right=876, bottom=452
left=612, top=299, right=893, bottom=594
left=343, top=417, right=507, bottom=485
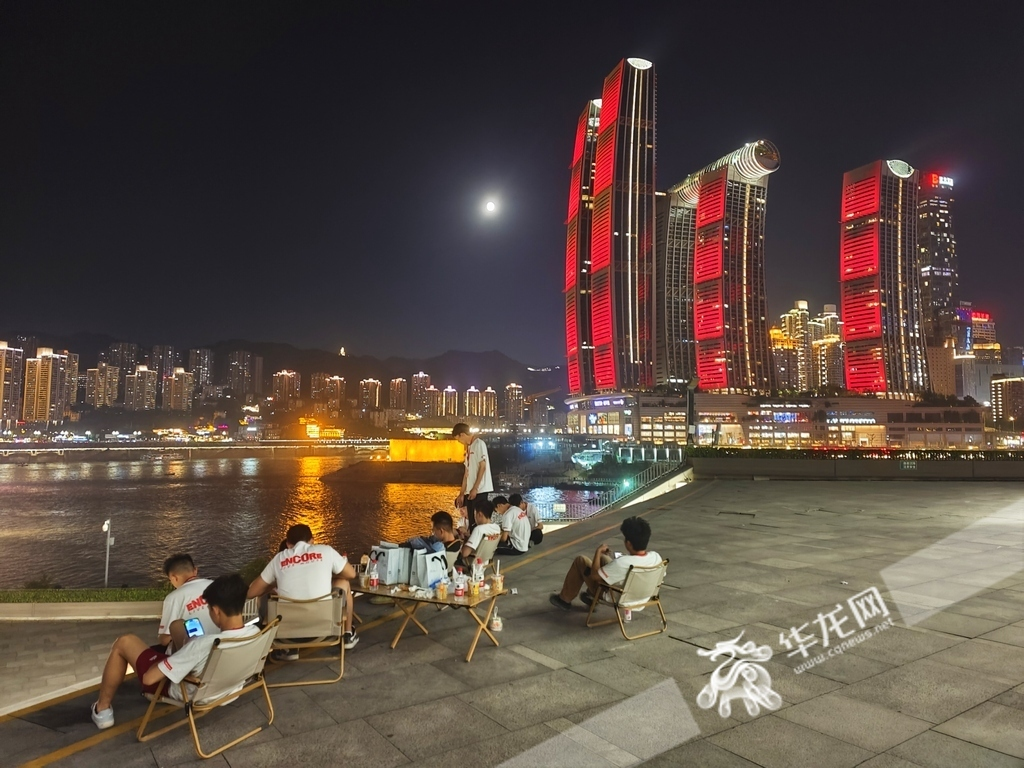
left=2, top=479, right=1024, bottom=767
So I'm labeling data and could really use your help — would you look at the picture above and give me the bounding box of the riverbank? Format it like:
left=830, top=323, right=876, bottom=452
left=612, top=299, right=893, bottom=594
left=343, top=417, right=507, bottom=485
left=320, top=460, right=463, bottom=484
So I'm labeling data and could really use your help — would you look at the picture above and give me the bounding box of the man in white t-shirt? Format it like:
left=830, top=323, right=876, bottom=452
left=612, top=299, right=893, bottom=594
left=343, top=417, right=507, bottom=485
left=493, top=495, right=530, bottom=556
left=247, top=524, right=359, bottom=650
left=453, top=423, right=493, bottom=515
left=157, top=553, right=215, bottom=651
left=459, top=500, right=502, bottom=568
left=91, top=574, right=258, bottom=730
left=549, top=517, right=661, bottom=611
left=509, top=493, right=544, bottom=546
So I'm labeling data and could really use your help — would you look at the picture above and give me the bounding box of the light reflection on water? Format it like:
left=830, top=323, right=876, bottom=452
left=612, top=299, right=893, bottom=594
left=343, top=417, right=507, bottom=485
left=0, top=458, right=600, bottom=589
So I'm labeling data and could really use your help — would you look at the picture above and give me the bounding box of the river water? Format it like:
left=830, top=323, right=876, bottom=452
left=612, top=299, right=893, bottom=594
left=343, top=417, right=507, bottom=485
left=0, top=457, right=598, bottom=589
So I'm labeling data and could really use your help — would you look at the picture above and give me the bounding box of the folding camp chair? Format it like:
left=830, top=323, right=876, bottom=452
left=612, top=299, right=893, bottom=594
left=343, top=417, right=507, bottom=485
left=137, top=617, right=280, bottom=759
left=585, top=559, right=669, bottom=640
left=472, top=534, right=501, bottom=572
left=267, top=591, right=346, bottom=687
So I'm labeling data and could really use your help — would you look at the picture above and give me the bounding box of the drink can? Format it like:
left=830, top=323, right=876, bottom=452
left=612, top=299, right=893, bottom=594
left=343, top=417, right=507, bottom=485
left=623, top=609, right=632, bottom=622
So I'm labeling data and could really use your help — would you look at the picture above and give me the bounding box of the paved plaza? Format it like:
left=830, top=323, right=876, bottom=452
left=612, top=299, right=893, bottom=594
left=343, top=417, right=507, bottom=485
left=3, top=478, right=1024, bottom=767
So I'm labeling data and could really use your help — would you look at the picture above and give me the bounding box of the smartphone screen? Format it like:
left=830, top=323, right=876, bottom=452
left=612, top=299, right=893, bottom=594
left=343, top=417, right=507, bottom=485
left=184, top=617, right=205, bottom=638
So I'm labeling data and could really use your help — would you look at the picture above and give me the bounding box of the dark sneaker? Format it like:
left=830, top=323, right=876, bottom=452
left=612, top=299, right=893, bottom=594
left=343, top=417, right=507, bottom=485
left=580, top=591, right=596, bottom=607
left=549, top=594, right=572, bottom=611
left=271, top=649, right=299, bottom=662
left=343, top=630, right=359, bottom=650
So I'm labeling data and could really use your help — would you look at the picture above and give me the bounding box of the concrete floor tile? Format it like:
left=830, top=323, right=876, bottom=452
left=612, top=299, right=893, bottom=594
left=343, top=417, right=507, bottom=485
left=776, top=692, right=931, bottom=751
left=708, top=715, right=873, bottom=768
left=366, top=696, right=507, bottom=761
left=796, top=649, right=893, bottom=684
left=910, top=611, right=1005, bottom=638
left=429, top=647, right=550, bottom=689
left=980, top=624, right=1024, bottom=648
left=568, top=656, right=674, bottom=697
left=409, top=723, right=619, bottom=768
left=458, top=668, right=624, bottom=730
left=222, top=718, right=409, bottom=768
left=890, top=729, right=1024, bottom=768
left=934, top=701, right=1024, bottom=759
left=639, top=738, right=761, bottom=767
left=928, top=638, right=1024, bottom=683
left=855, top=755, right=927, bottom=768
left=841, top=657, right=1014, bottom=723
left=843, top=625, right=964, bottom=666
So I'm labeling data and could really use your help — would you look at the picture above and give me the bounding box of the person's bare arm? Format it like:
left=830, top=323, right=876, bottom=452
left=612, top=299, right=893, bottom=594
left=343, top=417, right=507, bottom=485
left=246, top=575, right=273, bottom=599
left=593, top=545, right=611, bottom=585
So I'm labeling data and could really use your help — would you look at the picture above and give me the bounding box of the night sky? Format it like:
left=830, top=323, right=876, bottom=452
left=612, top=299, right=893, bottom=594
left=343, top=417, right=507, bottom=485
left=2, top=2, right=1022, bottom=364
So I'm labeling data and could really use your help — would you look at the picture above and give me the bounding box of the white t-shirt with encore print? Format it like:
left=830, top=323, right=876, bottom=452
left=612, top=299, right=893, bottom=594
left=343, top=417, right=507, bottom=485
left=463, top=437, right=494, bottom=494
left=159, top=577, right=216, bottom=638
left=500, top=506, right=531, bottom=552
left=464, top=522, right=501, bottom=554
left=597, top=551, right=662, bottom=608
left=260, top=541, right=348, bottom=600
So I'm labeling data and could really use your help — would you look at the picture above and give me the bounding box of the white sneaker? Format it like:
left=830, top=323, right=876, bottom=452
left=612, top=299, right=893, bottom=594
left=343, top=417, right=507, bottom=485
left=91, top=703, right=114, bottom=730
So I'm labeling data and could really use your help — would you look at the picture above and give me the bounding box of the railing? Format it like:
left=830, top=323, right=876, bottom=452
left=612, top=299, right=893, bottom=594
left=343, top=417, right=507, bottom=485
left=536, top=460, right=685, bottom=523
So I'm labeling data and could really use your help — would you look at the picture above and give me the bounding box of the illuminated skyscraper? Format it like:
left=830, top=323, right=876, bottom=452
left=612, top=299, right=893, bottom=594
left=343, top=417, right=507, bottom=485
left=125, top=365, right=158, bottom=410
left=189, top=348, right=214, bottom=389
left=918, top=173, right=959, bottom=347
left=86, top=362, right=119, bottom=409
left=425, top=385, right=443, bottom=417
left=311, top=373, right=331, bottom=402
left=326, top=376, right=345, bottom=411
left=23, top=347, right=69, bottom=425
left=150, top=345, right=177, bottom=407
left=411, top=372, right=430, bottom=414
left=780, top=301, right=811, bottom=391
left=104, top=342, right=138, bottom=402
left=481, top=387, right=497, bottom=418
left=64, top=353, right=79, bottom=413
left=840, top=159, right=929, bottom=395
left=227, top=351, right=254, bottom=396
left=666, top=141, right=780, bottom=392
left=390, top=378, right=408, bottom=410
left=0, top=341, right=24, bottom=429
left=565, top=98, right=601, bottom=395
left=464, top=386, right=481, bottom=417
left=504, top=383, right=524, bottom=423
left=360, top=378, right=381, bottom=409
left=273, top=370, right=301, bottom=410
left=654, top=190, right=695, bottom=386
left=167, top=368, right=195, bottom=412
left=769, top=328, right=801, bottom=391
left=585, top=57, right=657, bottom=392
left=442, top=386, right=458, bottom=417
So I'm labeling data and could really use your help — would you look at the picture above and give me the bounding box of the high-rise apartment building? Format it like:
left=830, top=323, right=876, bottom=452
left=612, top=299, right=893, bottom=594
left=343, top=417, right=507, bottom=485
left=64, top=353, right=79, bottom=413
left=505, top=383, right=524, bottom=423
left=586, top=57, right=657, bottom=392
left=125, top=365, right=158, bottom=410
left=411, top=372, right=430, bottom=415
left=253, top=356, right=264, bottom=396
left=565, top=98, right=602, bottom=395
left=360, top=378, right=381, bottom=409
left=917, top=173, right=959, bottom=347
left=770, top=328, right=801, bottom=391
left=326, top=376, right=345, bottom=411
left=227, top=351, right=254, bottom=397
left=103, top=342, right=138, bottom=402
left=464, top=386, right=481, bottom=417
left=442, top=386, right=458, bottom=417
left=167, top=368, right=195, bottom=412
left=664, top=141, right=780, bottom=392
left=780, top=301, right=811, bottom=391
left=86, top=362, right=120, bottom=409
left=390, top=378, right=408, bottom=410
left=310, top=373, right=331, bottom=402
left=840, top=160, right=929, bottom=396
left=149, top=345, right=178, bottom=407
left=273, top=370, right=301, bottom=410
left=0, top=341, right=24, bottom=430
left=188, top=348, right=214, bottom=389
left=654, top=190, right=696, bottom=386
left=425, top=385, right=443, bottom=417
left=481, top=387, right=497, bottom=418
left=991, top=376, right=1024, bottom=424
left=23, top=348, right=69, bottom=425
left=807, top=304, right=843, bottom=391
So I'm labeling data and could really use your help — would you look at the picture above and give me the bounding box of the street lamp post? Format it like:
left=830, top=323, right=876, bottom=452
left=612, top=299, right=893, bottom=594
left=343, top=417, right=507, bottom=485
left=102, top=519, right=112, bottom=588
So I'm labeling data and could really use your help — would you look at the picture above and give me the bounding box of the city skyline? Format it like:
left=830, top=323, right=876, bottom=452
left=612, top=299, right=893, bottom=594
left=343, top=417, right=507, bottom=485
left=1, top=4, right=1022, bottom=364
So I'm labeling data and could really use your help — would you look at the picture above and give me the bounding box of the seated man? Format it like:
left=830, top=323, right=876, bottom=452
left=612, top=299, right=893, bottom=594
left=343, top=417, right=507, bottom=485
left=459, top=499, right=501, bottom=568
left=247, top=523, right=359, bottom=651
left=157, top=553, right=215, bottom=652
left=508, top=493, right=544, bottom=546
left=549, top=517, right=660, bottom=611
left=403, top=511, right=464, bottom=553
left=493, top=495, right=530, bottom=556
left=91, top=574, right=256, bottom=730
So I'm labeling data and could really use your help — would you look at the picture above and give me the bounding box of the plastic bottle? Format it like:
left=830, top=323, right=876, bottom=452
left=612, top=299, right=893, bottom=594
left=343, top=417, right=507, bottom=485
left=475, top=558, right=485, bottom=589
left=623, top=608, right=632, bottom=622
left=369, top=559, right=379, bottom=588
left=454, top=567, right=466, bottom=597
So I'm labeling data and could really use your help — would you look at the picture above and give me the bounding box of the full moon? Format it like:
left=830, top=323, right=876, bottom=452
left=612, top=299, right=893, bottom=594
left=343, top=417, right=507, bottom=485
left=485, top=201, right=496, bottom=212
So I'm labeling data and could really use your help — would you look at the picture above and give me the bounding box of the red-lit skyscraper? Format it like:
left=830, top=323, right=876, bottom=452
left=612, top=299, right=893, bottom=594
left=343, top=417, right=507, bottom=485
left=567, top=58, right=657, bottom=394
left=565, top=99, right=601, bottom=395
left=840, top=160, right=930, bottom=396
left=665, top=141, right=780, bottom=392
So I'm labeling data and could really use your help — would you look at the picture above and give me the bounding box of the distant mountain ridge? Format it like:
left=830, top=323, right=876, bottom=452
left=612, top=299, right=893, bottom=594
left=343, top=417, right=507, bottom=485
left=0, top=330, right=566, bottom=399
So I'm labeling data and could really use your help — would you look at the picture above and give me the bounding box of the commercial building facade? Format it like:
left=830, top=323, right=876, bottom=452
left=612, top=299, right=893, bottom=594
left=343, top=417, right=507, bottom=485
left=917, top=173, right=959, bottom=347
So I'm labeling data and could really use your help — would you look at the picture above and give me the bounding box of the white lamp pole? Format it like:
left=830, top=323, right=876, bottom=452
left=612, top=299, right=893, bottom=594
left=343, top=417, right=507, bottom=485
left=102, top=519, right=112, bottom=588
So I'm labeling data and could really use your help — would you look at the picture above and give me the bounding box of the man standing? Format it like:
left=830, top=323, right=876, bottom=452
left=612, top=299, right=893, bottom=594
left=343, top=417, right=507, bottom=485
left=493, top=495, right=530, bottom=557
left=157, top=553, right=215, bottom=651
left=91, top=574, right=256, bottom=730
left=549, top=517, right=659, bottom=611
left=508, top=493, right=544, bottom=546
left=247, top=523, right=359, bottom=650
left=453, top=423, right=492, bottom=514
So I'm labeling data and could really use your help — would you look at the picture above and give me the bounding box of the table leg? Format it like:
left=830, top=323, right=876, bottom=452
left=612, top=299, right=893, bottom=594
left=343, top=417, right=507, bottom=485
left=465, top=597, right=500, bottom=662
left=390, top=600, right=430, bottom=649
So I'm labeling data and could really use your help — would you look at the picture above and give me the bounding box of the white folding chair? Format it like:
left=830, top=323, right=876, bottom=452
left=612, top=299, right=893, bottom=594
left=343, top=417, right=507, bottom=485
left=586, top=560, right=669, bottom=640
left=471, top=533, right=501, bottom=572
left=137, top=617, right=281, bottom=759
left=267, top=591, right=346, bottom=687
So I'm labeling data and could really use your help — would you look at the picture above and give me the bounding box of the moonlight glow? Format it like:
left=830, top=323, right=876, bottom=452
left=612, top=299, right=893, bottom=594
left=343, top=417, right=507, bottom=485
left=485, top=200, right=497, bottom=213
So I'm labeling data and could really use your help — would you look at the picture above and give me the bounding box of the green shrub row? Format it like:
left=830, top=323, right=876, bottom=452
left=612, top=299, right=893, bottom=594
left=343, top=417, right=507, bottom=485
left=0, top=587, right=173, bottom=603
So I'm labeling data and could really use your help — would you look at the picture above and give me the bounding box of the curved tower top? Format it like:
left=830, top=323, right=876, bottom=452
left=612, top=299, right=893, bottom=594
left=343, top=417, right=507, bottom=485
left=670, top=140, right=780, bottom=206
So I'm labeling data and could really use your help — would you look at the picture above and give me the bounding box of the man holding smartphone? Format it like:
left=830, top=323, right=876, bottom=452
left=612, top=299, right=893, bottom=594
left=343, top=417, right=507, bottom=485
left=549, top=517, right=659, bottom=611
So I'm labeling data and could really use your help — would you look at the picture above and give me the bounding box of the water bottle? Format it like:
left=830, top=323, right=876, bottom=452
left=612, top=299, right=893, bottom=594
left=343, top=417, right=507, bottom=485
left=454, top=567, right=466, bottom=597
left=475, top=558, right=485, bottom=588
left=623, top=608, right=632, bottom=622
left=369, top=559, right=379, bottom=588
